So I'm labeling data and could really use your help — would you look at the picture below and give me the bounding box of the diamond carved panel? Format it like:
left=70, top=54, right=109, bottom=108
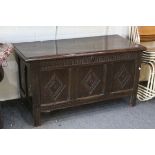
left=82, top=69, right=101, bottom=95
left=45, top=73, right=65, bottom=100
left=114, top=65, right=131, bottom=89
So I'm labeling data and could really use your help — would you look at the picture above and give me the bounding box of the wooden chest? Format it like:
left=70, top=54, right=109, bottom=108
left=14, top=35, right=146, bottom=126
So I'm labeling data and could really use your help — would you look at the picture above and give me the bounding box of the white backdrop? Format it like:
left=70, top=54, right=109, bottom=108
left=0, top=26, right=129, bottom=101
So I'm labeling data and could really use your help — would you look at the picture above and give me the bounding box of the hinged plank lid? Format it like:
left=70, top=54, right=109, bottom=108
left=14, top=35, right=146, bottom=62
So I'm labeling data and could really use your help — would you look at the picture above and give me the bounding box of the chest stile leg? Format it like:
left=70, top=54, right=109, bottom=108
left=30, top=62, right=41, bottom=126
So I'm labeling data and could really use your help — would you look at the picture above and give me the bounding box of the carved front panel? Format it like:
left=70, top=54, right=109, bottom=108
left=40, top=69, right=69, bottom=105
left=110, top=61, right=135, bottom=92
left=76, top=64, right=107, bottom=98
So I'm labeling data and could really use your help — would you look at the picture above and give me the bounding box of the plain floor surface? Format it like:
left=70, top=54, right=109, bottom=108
left=1, top=97, right=155, bottom=129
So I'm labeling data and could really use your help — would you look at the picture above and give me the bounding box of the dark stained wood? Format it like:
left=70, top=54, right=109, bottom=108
left=0, top=66, right=4, bottom=128
left=30, top=62, right=41, bottom=126
left=14, top=35, right=145, bottom=61
left=0, top=104, right=3, bottom=129
left=0, top=66, right=4, bottom=82
left=14, top=35, right=146, bottom=126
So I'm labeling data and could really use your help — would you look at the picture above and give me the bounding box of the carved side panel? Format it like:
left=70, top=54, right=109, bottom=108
left=19, top=59, right=28, bottom=96
left=40, top=68, right=69, bottom=105
left=110, top=61, right=135, bottom=92
left=76, top=64, right=107, bottom=98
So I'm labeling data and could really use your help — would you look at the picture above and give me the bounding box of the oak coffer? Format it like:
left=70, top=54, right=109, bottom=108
left=14, top=35, right=146, bottom=126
